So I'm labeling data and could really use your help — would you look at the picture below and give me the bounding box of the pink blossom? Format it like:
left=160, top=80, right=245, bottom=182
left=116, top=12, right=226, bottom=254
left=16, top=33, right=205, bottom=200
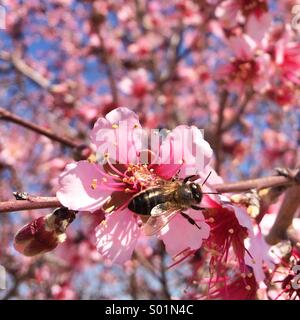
left=51, top=283, right=76, bottom=300
left=119, top=69, right=152, bottom=98
left=274, top=41, right=300, bottom=85
left=57, top=107, right=213, bottom=263
left=215, top=0, right=272, bottom=41
left=217, top=35, right=271, bottom=93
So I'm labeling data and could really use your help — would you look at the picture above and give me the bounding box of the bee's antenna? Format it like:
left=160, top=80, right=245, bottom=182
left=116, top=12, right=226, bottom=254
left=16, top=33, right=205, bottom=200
left=183, top=174, right=199, bottom=183
left=202, top=192, right=220, bottom=194
left=201, top=171, right=212, bottom=186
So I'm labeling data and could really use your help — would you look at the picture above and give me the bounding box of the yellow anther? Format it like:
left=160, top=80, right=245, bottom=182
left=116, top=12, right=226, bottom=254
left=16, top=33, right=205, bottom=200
left=102, top=177, right=108, bottom=183
left=247, top=273, right=253, bottom=278
left=228, top=228, right=234, bottom=234
left=104, top=152, right=109, bottom=159
left=230, top=194, right=243, bottom=203
left=258, top=188, right=269, bottom=197
left=245, top=285, right=251, bottom=291
left=247, top=206, right=259, bottom=218
left=112, top=124, right=119, bottom=129
left=87, top=154, right=97, bottom=163
left=125, top=188, right=131, bottom=193
left=208, top=217, right=215, bottom=223
left=241, top=273, right=246, bottom=279
left=133, top=124, right=139, bottom=128
left=91, top=179, right=98, bottom=190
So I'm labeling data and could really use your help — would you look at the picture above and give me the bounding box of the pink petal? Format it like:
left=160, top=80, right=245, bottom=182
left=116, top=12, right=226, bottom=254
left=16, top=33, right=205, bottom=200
left=225, top=204, right=253, bottom=231
left=245, top=226, right=274, bottom=282
left=215, top=0, right=239, bottom=28
left=57, top=161, right=110, bottom=211
left=151, top=164, right=181, bottom=180
left=246, top=13, right=272, bottom=43
left=159, top=210, right=210, bottom=257
left=159, top=125, right=213, bottom=176
left=91, top=107, right=143, bottom=164
left=95, top=209, right=141, bottom=264
left=229, top=35, right=256, bottom=60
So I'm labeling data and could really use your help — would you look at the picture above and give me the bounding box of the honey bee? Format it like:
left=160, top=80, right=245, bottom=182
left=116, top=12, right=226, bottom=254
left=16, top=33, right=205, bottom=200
left=128, top=173, right=214, bottom=236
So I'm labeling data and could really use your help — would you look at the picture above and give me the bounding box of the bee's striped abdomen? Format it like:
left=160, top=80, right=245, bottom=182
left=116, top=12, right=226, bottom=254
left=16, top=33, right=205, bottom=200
left=128, top=188, right=166, bottom=215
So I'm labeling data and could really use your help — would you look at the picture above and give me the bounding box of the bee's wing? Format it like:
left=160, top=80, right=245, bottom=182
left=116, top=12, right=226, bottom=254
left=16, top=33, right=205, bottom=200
left=142, top=202, right=181, bottom=236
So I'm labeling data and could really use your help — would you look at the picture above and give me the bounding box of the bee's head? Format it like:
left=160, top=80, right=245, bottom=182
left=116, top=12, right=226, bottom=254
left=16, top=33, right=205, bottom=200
left=189, top=183, right=202, bottom=203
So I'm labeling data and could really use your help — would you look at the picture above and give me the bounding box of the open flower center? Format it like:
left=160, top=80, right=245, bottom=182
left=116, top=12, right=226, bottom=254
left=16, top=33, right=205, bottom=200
left=89, top=154, right=160, bottom=195
left=231, top=59, right=259, bottom=82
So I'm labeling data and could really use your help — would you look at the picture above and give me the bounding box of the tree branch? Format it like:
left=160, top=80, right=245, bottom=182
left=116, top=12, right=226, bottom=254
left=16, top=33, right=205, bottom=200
left=214, top=90, right=229, bottom=173
left=0, top=196, right=60, bottom=213
left=0, top=51, right=76, bottom=105
left=96, top=33, right=119, bottom=107
left=0, top=171, right=298, bottom=214
left=213, top=175, right=295, bottom=193
left=1, top=51, right=51, bottom=90
left=0, top=107, right=80, bottom=148
left=266, top=185, right=300, bottom=245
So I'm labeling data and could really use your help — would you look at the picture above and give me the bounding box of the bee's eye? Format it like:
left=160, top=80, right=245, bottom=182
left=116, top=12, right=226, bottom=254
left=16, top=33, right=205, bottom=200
left=191, top=183, right=197, bottom=189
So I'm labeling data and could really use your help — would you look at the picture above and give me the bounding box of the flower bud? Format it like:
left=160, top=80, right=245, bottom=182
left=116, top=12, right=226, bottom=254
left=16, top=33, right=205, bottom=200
left=14, top=207, right=76, bottom=257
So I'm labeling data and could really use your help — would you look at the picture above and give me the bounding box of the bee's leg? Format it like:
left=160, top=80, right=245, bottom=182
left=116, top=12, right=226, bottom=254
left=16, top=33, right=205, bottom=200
left=180, top=212, right=202, bottom=230
left=191, top=205, right=205, bottom=211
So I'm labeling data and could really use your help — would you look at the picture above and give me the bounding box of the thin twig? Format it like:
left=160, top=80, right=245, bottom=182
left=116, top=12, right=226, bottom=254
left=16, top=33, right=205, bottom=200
left=0, top=107, right=80, bottom=148
left=0, top=196, right=60, bottom=213
left=214, top=90, right=229, bottom=173
left=0, top=51, right=76, bottom=105
left=221, top=90, right=253, bottom=133
left=213, top=175, right=295, bottom=193
left=0, top=51, right=51, bottom=89
left=97, top=34, right=119, bottom=107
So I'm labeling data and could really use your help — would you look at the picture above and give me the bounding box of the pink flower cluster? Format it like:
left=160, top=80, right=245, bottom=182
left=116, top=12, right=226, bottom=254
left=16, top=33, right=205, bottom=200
left=55, top=108, right=275, bottom=298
